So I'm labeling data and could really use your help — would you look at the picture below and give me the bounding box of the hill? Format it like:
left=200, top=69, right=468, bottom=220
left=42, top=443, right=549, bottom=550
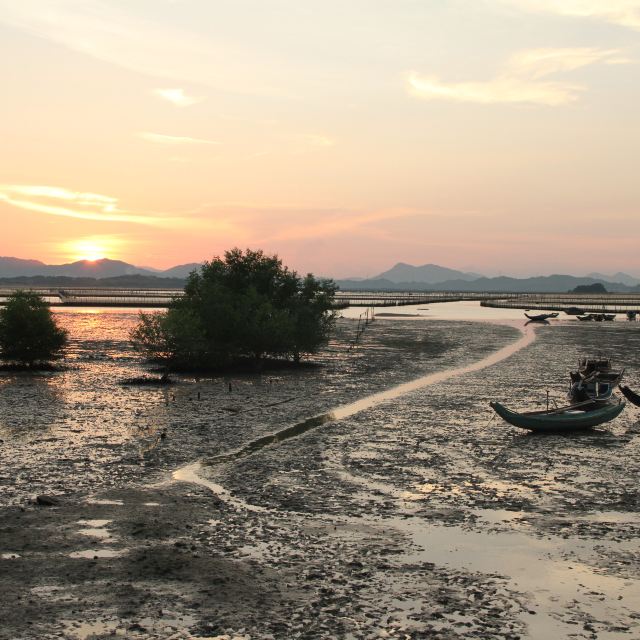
left=0, top=257, right=202, bottom=280
left=373, top=262, right=482, bottom=284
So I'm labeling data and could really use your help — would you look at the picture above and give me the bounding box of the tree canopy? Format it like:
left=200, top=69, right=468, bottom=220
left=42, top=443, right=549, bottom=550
left=131, top=248, right=337, bottom=370
left=0, top=291, right=68, bottom=366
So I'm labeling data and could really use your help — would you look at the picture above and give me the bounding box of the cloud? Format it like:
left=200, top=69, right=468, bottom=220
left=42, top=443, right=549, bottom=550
left=233, top=206, right=422, bottom=244
left=507, top=48, right=629, bottom=78
left=0, top=184, right=174, bottom=226
left=0, top=0, right=289, bottom=97
left=301, top=134, right=336, bottom=148
left=154, top=88, right=202, bottom=107
left=501, top=1, right=640, bottom=31
left=136, top=132, right=219, bottom=145
left=407, top=47, right=629, bottom=106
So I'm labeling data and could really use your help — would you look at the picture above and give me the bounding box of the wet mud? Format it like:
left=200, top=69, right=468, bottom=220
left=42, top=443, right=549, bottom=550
left=1, top=311, right=640, bottom=639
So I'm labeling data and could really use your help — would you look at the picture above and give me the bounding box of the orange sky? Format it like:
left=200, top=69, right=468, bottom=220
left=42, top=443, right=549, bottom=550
left=1, top=1, right=639, bottom=277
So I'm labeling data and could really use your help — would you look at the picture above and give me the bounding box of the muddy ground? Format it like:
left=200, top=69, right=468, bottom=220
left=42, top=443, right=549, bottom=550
left=1, top=312, right=640, bottom=639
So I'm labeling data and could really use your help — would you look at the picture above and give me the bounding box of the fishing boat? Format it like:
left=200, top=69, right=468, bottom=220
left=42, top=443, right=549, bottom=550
left=524, top=312, right=559, bottom=321
left=568, top=357, right=624, bottom=404
left=574, top=357, right=622, bottom=381
left=490, top=400, right=625, bottom=432
left=620, top=385, right=640, bottom=407
left=565, top=307, right=585, bottom=316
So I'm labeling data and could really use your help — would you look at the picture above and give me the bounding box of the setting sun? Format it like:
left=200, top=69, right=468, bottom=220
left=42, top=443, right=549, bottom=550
left=73, top=241, right=106, bottom=262
left=63, top=237, right=121, bottom=263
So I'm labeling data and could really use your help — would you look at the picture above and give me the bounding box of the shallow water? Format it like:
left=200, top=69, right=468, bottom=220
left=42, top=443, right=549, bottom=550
left=0, top=305, right=518, bottom=505
left=213, top=318, right=640, bottom=638
left=3, top=305, right=640, bottom=639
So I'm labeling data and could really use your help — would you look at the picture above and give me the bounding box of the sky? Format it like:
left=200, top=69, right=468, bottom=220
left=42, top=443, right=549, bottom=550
left=0, top=0, right=639, bottom=278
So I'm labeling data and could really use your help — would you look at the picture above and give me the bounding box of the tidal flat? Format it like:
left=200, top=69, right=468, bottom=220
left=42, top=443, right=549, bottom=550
left=1, top=309, right=639, bottom=639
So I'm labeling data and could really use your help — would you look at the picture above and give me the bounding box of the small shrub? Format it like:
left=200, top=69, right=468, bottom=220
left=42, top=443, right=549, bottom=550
left=0, top=291, right=68, bottom=366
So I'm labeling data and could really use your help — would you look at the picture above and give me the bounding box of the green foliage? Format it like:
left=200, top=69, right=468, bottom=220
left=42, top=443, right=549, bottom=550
left=0, top=291, right=68, bottom=365
left=131, top=248, right=337, bottom=369
left=571, top=283, right=607, bottom=294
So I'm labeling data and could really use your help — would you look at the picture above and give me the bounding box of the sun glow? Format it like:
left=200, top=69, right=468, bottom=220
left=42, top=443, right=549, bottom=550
left=65, top=238, right=117, bottom=262
left=74, top=241, right=106, bottom=261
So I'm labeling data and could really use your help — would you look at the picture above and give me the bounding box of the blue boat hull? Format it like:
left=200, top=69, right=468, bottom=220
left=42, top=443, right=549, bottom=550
left=490, top=401, right=625, bottom=432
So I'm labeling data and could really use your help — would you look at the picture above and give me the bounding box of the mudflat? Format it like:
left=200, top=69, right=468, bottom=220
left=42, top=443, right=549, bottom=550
left=1, top=312, right=639, bottom=639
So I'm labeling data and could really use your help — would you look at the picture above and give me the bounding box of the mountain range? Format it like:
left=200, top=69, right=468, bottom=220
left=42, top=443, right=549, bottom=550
left=2, top=257, right=640, bottom=293
left=338, top=262, right=640, bottom=293
left=0, top=257, right=200, bottom=280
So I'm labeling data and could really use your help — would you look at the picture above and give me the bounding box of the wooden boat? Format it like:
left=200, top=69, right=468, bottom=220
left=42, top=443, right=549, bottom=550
left=524, top=312, right=559, bottom=321
left=569, top=357, right=624, bottom=404
left=565, top=306, right=585, bottom=316
left=490, top=400, right=625, bottom=432
left=603, top=314, right=616, bottom=321
left=620, top=385, right=640, bottom=407
left=574, top=357, right=622, bottom=382
left=577, top=314, right=594, bottom=321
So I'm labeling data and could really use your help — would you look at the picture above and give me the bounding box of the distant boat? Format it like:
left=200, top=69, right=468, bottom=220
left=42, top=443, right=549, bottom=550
left=579, top=313, right=611, bottom=321
left=565, top=307, right=585, bottom=315
left=524, top=312, right=559, bottom=322
left=627, top=311, right=637, bottom=321
left=620, top=385, right=640, bottom=407
left=490, top=400, right=625, bottom=432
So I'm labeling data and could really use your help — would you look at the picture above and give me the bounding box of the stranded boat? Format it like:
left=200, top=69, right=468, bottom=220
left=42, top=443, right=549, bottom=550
left=620, top=385, right=640, bottom=407
left=524, top=312, right=559, bottom=322
left=490, top=400, right=625, bottom=432
left=577, top=313, right=615, bottom=322
left=565, top=307, right=585, bottom=316
left=569, top=357, right=624, bottom=404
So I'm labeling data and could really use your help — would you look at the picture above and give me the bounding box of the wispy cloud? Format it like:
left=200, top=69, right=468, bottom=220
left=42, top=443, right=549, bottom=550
left=235, top=207, right=422, bottom=244
left=0, top=0, right=290, bottom=97
left=153, top=88, right=202, bottom=107
left=407, top=47, right=629, bottom=106
left=501, top=1, right=640, bottom=31
left=301, top=134, right=336, bottom=148
left=507, top=48, right=630, bottom=78
left=136, top=132, right=219, bottom=145
left=0, top=185, right=174, bottom=226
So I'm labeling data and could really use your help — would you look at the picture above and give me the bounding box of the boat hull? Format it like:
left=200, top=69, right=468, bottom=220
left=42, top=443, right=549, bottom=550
left=490, top=401, right=625, bottom=432
left=524, top=312, right=559, bottom=322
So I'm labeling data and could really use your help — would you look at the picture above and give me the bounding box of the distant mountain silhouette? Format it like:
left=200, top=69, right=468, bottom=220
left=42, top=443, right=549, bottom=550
left=159, top=263, right=201, bottom=279
left=0, top=256, right=202, bottom=280
left=373, top=262, right=482, bottom=284
left=336, top=274, right=640, bottom=293
left=0, top=274, right=186, bottom=288
left=3, top=256, right=640, bottom=293
left=587, top=272, right=640, bottom=287
left=0, top=257, right=50, bottom=277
